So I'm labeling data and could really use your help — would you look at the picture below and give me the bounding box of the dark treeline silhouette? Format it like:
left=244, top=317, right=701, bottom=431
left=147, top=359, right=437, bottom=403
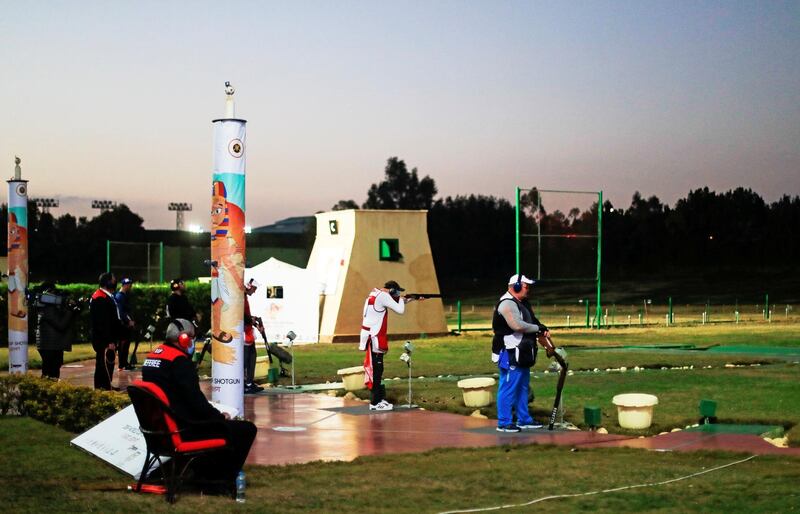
left=603, top=188, right=800, bottom=278
left=338, top=158, right=800, bottom=295
left=1, top=203, right=146, bottom=283
left=3, top=158, right=797, bottom=293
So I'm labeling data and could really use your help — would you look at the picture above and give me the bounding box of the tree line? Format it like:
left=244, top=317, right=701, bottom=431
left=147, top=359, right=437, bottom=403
left=1, top=205, right=146, bottom=284
left=2, top=156, right=797, bottom=293
left=337, top=157, right=800, bottom=294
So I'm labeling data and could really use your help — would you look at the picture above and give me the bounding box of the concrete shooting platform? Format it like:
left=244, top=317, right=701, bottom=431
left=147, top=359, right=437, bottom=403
left=54, top=361, right=800, bottom=465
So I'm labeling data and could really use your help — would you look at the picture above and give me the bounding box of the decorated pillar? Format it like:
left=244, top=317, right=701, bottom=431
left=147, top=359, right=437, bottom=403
left=210, top=82, right=247, bottom=414
left=7, top=157, right=29, bottom=373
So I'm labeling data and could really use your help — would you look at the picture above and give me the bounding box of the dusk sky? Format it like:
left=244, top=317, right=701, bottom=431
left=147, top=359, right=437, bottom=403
left=2, top=1, right=798, bottom=229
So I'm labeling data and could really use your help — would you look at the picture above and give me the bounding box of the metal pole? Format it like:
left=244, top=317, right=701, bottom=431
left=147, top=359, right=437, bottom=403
left=764, top=293, right=769, bottom=320
left=515, top=187, right=520, bottom=275
left=595, top=191, right=603, bottom=329
left=408, top=360, right=413, bottom=406
left=146, top=242, right=151, bottom=283
left=668, top=297, right=673, bottom=325
left=457, top=299, right=462, bottom=333
left=536, top=189, right=542, bottom=280
left=106, top=239, right=111, bottom=273
left=585, top=299, right=590, bottom=328
left=159, top=241, right=164, bottom=283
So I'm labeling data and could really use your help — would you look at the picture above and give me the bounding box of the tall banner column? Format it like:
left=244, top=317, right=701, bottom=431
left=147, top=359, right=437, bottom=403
left=7, top=157, right=29, bottom=373
left=210, top=83, right=247, bottom=415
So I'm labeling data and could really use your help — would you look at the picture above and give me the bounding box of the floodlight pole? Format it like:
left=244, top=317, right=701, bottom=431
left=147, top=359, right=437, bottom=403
left=168, top=202, right=193, bottom=230
left=91, top=200, right=117, bottom=213
left=33, top=198, right=59, bottom=214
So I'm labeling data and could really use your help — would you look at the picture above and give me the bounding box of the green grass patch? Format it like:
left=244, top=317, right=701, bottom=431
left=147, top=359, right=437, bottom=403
left=265, top=323, right=800, bottom=439
left=0, top=344, right=97, bottom=371
left=1, top=416, right=799, bottom=513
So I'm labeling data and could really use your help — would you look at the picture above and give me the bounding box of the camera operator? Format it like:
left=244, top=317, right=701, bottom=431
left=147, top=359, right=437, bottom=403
left=34, top=282, right=80, bottom=379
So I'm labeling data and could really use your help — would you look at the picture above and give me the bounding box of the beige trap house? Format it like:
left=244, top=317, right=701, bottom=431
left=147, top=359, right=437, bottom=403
left=307, top=209, right=448, bottom=343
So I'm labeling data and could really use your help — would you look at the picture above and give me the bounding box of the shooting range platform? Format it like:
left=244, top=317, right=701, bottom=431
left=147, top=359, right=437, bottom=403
left=56, top=361, right=800, bottom=467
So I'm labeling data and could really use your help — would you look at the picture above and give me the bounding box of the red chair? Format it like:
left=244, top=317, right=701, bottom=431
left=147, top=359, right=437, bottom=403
left=127, top=380, right=231, bottom=503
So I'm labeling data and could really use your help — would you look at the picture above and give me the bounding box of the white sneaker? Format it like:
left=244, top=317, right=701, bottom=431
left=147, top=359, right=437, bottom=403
left=369, top=400, right=394, bottom=411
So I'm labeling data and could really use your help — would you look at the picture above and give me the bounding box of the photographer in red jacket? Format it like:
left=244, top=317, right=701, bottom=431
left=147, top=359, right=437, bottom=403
left=141, top=318, right=257, bottom=482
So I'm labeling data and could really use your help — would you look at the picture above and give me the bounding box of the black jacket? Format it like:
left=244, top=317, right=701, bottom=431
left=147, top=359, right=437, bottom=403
left=141, top=343, right=224, bottom=424
left=167, top=293, right=196, bottom=323
left=35, top=304, right=76, bottom=352
left=90, top=289, right=121, bottom=352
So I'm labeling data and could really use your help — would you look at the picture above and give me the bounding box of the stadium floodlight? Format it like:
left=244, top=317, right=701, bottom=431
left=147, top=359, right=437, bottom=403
left=167, top=202, right=193, bottom=230
left=244, top=225, right=252, bottom=234
left=33, top=197, right=59, bottom=213
left=188, top=224, right=204, bottom=234
left=91, top=200, right=117, bottom=212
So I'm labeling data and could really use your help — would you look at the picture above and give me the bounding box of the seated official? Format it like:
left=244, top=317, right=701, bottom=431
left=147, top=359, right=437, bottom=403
left=141, top=318, right=257, bottom=482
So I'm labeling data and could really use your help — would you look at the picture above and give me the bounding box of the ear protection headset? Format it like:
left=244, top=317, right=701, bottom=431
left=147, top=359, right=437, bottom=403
left=512, top=274, right=523, bottom=293
left=169, top=319, right=194, bottom=353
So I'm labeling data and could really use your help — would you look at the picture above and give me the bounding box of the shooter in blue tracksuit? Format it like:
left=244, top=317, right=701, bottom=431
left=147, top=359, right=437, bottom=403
left=491, top=274, right=549, bottom=432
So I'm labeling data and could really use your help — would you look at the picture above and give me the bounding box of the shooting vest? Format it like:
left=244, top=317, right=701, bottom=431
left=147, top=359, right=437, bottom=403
left=492, top=295, right=537, bottom=368
left=359, top=289, right=389, bottom=353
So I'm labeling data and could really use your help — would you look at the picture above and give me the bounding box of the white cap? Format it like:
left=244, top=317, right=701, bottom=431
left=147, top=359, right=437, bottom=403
left=508, top=274, right=535, bottom=286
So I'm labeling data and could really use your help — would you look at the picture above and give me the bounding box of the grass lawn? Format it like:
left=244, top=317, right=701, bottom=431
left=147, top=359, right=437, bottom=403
left=0, top=344, right=97, bottom=371
left=258, top=323, right=800, bottom=441
left=4, top=323, right=798, bottom=441
left=1, top=416, right=799, bottom=513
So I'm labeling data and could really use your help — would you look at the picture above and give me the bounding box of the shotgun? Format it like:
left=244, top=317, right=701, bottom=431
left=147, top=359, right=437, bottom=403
left=538, top=334, right=568, bottom=430
left=403, top=293, right=443, bottom=300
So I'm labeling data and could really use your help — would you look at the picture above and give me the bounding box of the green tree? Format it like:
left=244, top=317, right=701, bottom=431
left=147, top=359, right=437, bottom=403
left=363, top=157, right=437, bottom=209
left=332, top=199, right=359, bottom=211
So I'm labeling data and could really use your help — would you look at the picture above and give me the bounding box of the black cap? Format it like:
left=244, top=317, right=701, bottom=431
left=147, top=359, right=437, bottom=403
left=384, top=280, right=404, bottom=292
left=121, top=278, right=133, bottom=285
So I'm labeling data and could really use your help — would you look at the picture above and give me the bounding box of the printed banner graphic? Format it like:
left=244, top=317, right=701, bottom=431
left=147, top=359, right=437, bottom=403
left=7, top=181, right=28, bottom=373
left=210, top=118, right=247, bottom=414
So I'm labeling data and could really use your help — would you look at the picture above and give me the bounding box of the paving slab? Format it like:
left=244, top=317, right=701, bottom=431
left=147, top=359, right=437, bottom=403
left=51, top=360, right=800, bottom=465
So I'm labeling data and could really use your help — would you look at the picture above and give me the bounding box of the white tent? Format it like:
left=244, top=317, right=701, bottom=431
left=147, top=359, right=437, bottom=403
left=244, top=257, right=322, bottom=344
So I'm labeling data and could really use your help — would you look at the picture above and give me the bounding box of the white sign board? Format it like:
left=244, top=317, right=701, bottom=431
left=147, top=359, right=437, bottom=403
left=71, top=402, right=238, bottom=479
left=70, top=405, right=151, bottom=479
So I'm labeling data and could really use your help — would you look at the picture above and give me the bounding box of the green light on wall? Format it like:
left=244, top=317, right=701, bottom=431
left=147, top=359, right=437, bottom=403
left=379, top=239, right=401, bottom=261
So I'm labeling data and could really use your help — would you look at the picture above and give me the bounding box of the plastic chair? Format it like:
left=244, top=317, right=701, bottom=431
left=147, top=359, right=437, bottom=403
left=127, top=380, right=231, bottom=503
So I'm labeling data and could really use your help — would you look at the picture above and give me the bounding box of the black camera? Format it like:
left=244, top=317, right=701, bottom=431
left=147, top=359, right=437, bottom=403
left=27, top=287, right=86, bottom=311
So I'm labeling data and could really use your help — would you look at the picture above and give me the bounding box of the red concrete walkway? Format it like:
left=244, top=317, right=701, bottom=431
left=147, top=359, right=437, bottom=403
left=53, top=361, right=800, bottom=465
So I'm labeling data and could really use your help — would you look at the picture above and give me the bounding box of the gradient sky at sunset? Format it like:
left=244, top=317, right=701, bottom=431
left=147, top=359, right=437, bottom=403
left=1, top=1, right=798, bottom=229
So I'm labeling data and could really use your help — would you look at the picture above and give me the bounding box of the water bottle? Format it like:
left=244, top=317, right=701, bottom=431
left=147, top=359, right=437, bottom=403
left=235, top=470, right=246, bottom=503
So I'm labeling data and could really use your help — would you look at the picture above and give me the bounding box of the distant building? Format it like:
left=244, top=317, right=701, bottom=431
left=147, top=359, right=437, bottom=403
left=252, top=216, right=314, bottom=235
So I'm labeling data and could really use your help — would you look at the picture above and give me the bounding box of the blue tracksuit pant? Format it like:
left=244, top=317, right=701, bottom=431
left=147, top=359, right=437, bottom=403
left=497, top=366, right=533, bottom=427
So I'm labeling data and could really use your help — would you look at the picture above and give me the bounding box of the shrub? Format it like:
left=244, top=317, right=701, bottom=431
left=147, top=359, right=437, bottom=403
left=0, top=375, right=129, bottom=433
left=0, top=281, right=212, bottom=347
